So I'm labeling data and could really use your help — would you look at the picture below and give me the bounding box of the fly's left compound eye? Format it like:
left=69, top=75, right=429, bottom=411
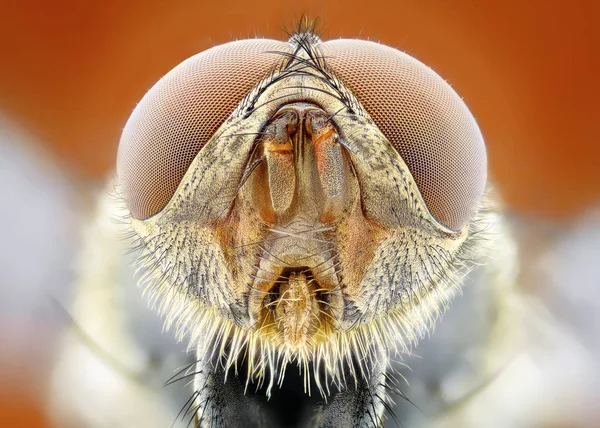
left=117, top=39, right=288, bottom=220
left=322, top=40, right=487, bottom=231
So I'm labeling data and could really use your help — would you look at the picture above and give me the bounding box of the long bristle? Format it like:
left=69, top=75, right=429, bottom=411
left=114, top=164, right=496, bottom=403
left=130, top=223, right=489, bottom=400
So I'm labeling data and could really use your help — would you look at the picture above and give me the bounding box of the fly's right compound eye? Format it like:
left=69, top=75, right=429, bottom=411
left=117, top=39, right=288, bottom=220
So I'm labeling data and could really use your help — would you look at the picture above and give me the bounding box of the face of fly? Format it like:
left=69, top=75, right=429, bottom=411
left=117, top=29, right=488, bottom=390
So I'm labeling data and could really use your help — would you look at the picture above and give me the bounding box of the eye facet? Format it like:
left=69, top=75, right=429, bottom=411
left=321, top=40, right=487, bottom=231
left=117, top=39, right=288, bottom=220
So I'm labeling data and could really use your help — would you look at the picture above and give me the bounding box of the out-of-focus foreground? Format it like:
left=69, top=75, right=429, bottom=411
left=0, top=1, right=598, bottom=427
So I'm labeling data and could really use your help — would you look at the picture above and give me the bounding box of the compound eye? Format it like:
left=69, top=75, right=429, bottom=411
left=117, top=39, right=288, bottom=220
left=321, top=40, right=487, bottom=231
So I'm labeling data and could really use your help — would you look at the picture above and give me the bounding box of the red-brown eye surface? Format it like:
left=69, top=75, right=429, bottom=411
left=321, top=40, right=487, bottom=231
left=117, top=39, right=288, bottom=220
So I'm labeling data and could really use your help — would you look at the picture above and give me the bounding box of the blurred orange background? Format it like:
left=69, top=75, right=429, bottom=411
left=0, top=0, right=600, bottom=218
left=1, top=0, right=598, bottom=219
left=0, top=1, right=598, bottom=426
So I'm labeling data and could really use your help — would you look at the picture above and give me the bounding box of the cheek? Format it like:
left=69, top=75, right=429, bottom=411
left=333, top=190, right=387, bottom=300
